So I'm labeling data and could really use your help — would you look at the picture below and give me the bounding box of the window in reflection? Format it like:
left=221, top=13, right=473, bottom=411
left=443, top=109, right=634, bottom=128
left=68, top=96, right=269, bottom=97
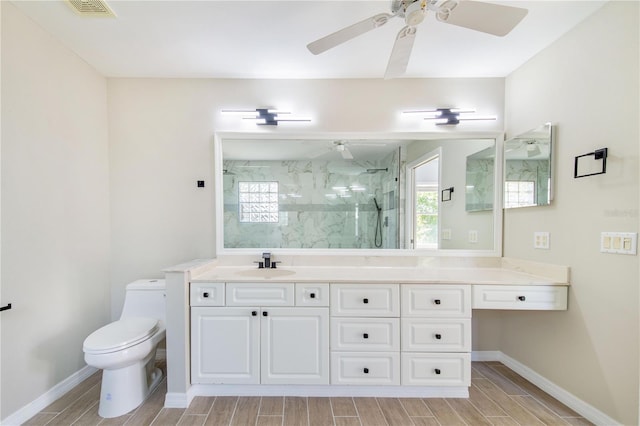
left=504, top=180, right=535, bottom=208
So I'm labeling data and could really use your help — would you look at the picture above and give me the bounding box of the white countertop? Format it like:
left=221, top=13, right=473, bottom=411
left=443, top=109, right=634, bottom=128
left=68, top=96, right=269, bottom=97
left=191, top=265, right=568, bottom=286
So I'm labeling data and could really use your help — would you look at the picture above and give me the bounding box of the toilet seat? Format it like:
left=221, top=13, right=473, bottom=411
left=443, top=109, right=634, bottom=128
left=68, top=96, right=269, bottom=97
left=83, top=317, right=159, bottom=354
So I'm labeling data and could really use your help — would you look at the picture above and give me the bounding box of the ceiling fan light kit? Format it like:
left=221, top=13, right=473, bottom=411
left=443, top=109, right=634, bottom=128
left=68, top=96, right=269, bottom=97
left=307, top=0, right=528, bottom=78
left=221, top=108, right=311, bottom=126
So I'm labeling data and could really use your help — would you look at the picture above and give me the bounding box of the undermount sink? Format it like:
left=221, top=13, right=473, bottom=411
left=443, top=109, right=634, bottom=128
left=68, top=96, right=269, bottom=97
left=235, top=268, right=296, bottom=278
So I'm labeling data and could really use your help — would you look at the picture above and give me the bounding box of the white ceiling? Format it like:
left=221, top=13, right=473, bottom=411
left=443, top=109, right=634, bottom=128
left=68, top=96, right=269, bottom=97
left=12, top=0, right=606, bottom=79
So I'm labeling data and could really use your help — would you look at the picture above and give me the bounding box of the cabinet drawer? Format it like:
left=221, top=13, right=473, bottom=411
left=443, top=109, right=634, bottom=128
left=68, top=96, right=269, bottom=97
left=190, top=282, right=225, bottom=306
left=402, top=285, right=471, bottom=318
left=473, top=285, right=568, bottom=310
left=331, top=318, right=399, bottom=351
left=226, top=283, right=294, bottom=306
left=331, top=352, right=400, bottom=385
left=401, top=319, right=471, bottom=352
left=401, top=353, right=471, bottom=386
left=330, top=284, right=399, bottom=317
left=296, top=283, right=329, bottom=307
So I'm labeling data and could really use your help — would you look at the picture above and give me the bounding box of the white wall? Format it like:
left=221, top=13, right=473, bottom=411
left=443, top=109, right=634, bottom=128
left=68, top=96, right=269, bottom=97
left=107, top=78, right=504, bottom=317
left=0, top=2, right=111, bottom=419
left=502, top=2, right=639, bottom=424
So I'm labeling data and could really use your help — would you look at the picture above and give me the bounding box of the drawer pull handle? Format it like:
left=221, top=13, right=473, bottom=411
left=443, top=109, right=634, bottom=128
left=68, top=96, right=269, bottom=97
left=433, top=299, right=441, bottom=305
left=435, top=333, right=442, bottom=340
left=263, top=311, right=268, bottom=317
left=517, top=296, right=526, bottom=301
left=363, top=368, right=369, bottom=374
left=434, top=368, right=441, bottom=375
left=363, top=333, right=369, bottom=339
left=310, top=293, right=316, bottom=299
left=363, top=298, right=369, bottom=304
left=203, top=292, right=209, bottom=298
left=251, top=311, right=257, bottom=316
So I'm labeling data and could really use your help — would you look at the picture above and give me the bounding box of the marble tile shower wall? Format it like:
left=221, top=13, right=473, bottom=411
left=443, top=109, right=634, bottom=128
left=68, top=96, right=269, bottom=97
left=223, top=154, right=399, bottom=249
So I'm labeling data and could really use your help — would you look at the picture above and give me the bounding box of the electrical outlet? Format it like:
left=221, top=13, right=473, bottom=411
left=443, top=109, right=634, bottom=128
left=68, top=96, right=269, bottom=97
left=441, top=229, right=452, bottom=240
left=468, top=230, right=478, bottom=244
left=601, top=232, right=637, bottom=255
left=534, top=232, right=550, bottom=249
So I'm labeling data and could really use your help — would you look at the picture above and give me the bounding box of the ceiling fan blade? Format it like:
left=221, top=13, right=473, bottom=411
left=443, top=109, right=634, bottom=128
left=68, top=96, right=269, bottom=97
left=437, top=0, right=528, bottom=37
left=307, top=13, right=393, bottom=55
left=341, top=146, right=354, bottom=160
left=385, top=26, right=417, bottom=79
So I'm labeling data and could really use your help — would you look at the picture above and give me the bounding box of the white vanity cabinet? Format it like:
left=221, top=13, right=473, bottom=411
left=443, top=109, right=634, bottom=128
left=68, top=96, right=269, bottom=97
left=190, top=282, right=329, bottom=385
left=185, top=276, right=567, bottom=398
left=400, top=284, right=472, bottom=387
left=330, top=283, right=401, bottom=385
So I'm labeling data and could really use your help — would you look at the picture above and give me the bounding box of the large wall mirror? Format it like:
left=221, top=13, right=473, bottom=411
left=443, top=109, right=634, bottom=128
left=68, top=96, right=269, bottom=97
left=504, top=123, right=553, bottom=208
left=215, top=132, right=503, bottom=255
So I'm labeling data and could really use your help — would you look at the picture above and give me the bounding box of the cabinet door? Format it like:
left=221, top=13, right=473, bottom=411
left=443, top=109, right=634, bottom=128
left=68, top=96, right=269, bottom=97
left=191, top=307, right=260, bottom=384
left=261, top=307, right=329, bottom=385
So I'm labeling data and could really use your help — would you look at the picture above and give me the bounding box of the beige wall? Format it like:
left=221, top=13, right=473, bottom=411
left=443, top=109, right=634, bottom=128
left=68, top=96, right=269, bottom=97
left=502, top=2, right=639, bottom=424
left=107, top=78, right=505, bottom=318
left=0, top=2, right=111, bottom=419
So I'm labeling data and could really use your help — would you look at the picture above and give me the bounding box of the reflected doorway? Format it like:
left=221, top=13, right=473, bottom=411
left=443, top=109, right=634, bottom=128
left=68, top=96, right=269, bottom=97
left=406, top=148, right=441, bottom=249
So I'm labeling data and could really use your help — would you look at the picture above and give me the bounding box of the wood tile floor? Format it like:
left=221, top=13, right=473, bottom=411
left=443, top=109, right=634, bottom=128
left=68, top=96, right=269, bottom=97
left=23, top=362, right=593, bottom=426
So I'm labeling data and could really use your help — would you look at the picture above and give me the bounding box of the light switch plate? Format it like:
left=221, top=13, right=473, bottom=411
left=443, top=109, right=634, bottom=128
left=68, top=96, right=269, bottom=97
left=468, top=230, right=478, bottom=244
left=441, top=228, right=452, bottom=240
left=534, top=232, right=550, bottom=249
left=601, top=232, right=637, bottom=255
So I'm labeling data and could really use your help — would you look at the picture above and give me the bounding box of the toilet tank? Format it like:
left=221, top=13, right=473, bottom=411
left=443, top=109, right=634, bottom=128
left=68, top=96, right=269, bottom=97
left=120, top=279, right=166, bottom=324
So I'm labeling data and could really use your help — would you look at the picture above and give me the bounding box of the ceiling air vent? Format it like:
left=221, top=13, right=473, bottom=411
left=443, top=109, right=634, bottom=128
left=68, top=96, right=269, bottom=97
left=65, top=0, right=116, bottom=17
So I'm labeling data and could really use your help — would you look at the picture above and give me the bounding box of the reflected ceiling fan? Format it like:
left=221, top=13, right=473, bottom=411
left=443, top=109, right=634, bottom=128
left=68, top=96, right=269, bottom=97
left=308, top=140, right=388, bottom=160
left=307, top=0, right=528, bottom=79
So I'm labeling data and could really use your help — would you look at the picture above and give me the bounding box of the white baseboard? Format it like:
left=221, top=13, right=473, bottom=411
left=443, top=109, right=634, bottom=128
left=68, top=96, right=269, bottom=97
left=1, top=365, right=98, bottom=426
left=472, top=350, right=621, bottom=426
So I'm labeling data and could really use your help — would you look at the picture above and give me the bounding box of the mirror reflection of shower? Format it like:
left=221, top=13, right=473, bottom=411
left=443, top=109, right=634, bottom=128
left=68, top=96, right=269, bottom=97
left=222, top=145, right=400, bottom=249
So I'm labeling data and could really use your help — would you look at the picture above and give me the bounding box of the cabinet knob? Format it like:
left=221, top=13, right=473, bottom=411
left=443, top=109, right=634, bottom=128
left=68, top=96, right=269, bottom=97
left=203, top=292, right=209, bottom=298
left=363, top=333, right=369, bottom=339
left=263, top=311, right=268, bottom=316
left=517, top=296, right=526, bottom=301
left=433, top=299, right=441, bottom=305
left=251, top=311, right=257, bottom=316
left=434, top=333, right=442, bottom=340
left=363, top=368, right=369, bottom=374
left=434, top=368, right=441, bottom=375
left=310, top=293, right=316, bottom=299
left=363, top=298, right=369, bottom=304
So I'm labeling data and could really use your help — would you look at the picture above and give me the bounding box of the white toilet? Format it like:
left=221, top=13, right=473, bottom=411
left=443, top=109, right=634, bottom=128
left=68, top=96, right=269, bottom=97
left=83, top=279, right=166, bottom=418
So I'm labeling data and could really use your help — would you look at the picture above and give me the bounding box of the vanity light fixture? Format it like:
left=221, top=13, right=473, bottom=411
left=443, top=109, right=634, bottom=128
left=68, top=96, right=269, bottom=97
left=403, top=108, right=497, bottom=125
left=221, top=108, right=311, bottom=126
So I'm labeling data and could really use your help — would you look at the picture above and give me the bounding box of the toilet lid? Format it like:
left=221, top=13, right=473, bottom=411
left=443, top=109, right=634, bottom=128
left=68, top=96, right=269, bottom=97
left=83, top=317, right=159, bottom=354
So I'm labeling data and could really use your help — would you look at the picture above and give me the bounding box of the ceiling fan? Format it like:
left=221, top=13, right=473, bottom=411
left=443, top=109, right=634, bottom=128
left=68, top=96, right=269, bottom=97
left=308, top=141, right=389, bottom=160
left=307, top=0, right=528, bottom=79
